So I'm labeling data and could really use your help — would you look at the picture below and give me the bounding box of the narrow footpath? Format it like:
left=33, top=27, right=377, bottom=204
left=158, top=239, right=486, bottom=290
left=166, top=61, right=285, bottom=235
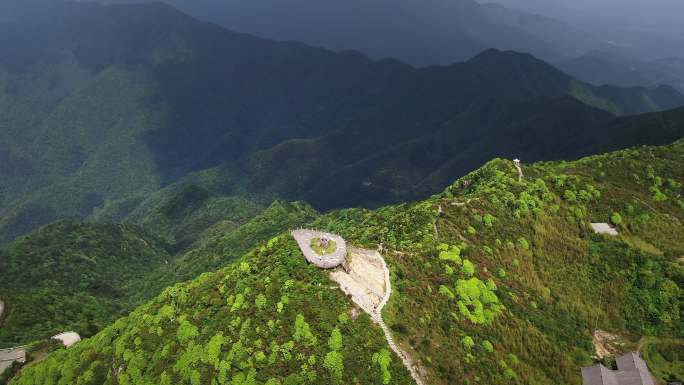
left=513, top=159, right=524, bottom=181
left=369, top=252, right=425, bottom=385
left=433, top=205, right=443, bottom=242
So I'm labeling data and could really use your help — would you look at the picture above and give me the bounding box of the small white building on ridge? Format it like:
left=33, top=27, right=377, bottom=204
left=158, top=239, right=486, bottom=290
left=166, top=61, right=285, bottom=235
left=52, top=332, right=81, bottom=347
left=590, top=223, right=619, bottom=236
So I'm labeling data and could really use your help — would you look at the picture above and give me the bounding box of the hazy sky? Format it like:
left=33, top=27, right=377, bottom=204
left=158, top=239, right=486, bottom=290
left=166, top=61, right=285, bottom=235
left=102, top=0, right=684, bottom=38
left=486, top=0, right=684, bottom=13
left=485, top=0, right=684, bottom=30
left=481, top=0, right=684, bottom=60
left=97, top=0, right=684, bottom=61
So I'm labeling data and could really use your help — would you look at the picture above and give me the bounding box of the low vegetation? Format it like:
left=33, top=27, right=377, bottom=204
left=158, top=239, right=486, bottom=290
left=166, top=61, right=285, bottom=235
left=310, top=238, right=337, bottom=256
left=641, top=338, right=684, bottom=382
left=313, top=139, right=683, bottom=384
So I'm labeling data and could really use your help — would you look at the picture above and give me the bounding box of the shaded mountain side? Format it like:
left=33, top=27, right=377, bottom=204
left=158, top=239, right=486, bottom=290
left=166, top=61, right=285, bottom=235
left=103, top=185, right=265, bottom=251
left=127, top=200, right=320, bottom=304
left=7, top=140, right=683, bottom=385
left=215, top=101, right=684, bottom=209
left=575, top=107, right=684, bottom=157
left=408, top=101, right=684, bottom=200
left=1, top=0, right=684, bottom=244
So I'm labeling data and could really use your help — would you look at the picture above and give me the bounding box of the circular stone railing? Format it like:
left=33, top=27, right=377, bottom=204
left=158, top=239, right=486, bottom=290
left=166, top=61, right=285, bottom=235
left=292, top=229, right=346, bottom=269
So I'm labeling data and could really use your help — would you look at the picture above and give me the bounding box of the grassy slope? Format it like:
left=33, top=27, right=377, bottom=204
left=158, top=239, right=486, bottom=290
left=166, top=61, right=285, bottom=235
left=312, top=141, right=683, bottom=384
left=9, top=140, right=683, bottom=384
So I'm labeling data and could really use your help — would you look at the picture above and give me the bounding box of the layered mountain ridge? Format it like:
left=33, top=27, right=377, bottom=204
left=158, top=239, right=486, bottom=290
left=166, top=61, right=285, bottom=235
left=1, top=0, right=684, bottom=244
left=96, top=0, right=607, bottom=65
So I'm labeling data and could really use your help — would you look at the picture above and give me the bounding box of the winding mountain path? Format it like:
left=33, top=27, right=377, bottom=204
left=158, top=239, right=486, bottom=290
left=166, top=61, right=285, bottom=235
left=370, top=253, right=425, bottom=385
left=433, top=205, right=443, bottom=242
left=293, top=231, right=425, bottom=384
left=335, top=249, right=425, bottom=385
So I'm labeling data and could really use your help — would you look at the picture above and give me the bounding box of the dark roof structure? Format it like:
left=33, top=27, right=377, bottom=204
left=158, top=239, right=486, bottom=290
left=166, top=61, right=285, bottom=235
left=581, top=352, right=656, bottom=385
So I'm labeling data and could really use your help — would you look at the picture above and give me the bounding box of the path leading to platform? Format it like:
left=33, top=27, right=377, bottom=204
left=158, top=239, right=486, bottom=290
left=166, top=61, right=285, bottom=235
left=330, top=247, right=425, bottom=385
left=513, top=160, right=524, bottom=181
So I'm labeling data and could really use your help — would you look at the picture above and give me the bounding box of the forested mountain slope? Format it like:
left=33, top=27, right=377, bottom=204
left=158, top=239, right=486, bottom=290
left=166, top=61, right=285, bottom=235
left=1, top=0, right=684, bottom=244
left=7, top=140, right=682, bottom=385
left=102, top=185, right=265, bottom=252
left=0, top=200, right=317, bottom=349
left=127, top=200, right=320, bottom=305
left=0, top=221, right=170, bottom=347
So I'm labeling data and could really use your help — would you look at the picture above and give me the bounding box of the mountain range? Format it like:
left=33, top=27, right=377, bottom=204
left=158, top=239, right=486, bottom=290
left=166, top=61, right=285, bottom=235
left=556, top=52, right=684, bottom=93
left=1, top=0, right=684, bottom=244
left=98, top=0, right=606, bottom=66
left=487, top=0, right=684, bottom=61
left=0, top=1, right=683, bottom=384
left=95, top=0, right=684, bottom=92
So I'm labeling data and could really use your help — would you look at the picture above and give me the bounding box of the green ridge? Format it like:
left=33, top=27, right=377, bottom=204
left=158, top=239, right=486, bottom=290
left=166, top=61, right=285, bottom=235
left=6, top=140, right=682, bottom=384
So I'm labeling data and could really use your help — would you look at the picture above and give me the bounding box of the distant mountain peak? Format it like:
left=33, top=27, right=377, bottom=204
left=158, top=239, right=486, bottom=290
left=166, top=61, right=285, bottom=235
left=467, top=48, right=553, bottom=67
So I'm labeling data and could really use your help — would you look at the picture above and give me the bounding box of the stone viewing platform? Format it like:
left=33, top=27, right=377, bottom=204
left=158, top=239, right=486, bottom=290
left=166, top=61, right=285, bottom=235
left=292, top=229, right=347, bottom=268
